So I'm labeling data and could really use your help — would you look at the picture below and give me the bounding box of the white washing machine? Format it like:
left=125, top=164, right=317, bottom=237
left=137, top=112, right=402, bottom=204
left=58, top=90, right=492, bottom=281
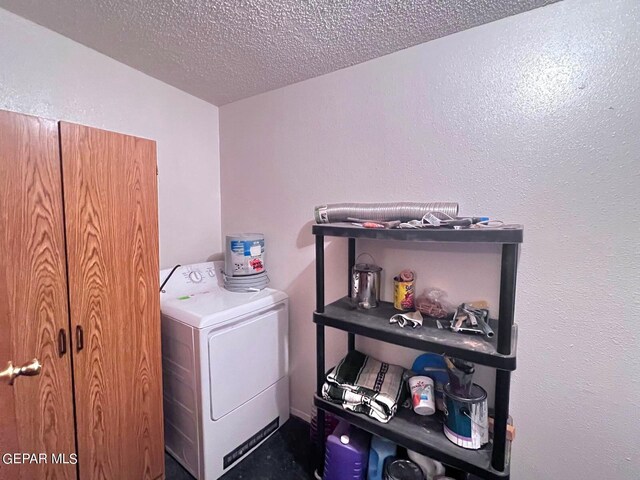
left=160, top=262, right=290, bottom=480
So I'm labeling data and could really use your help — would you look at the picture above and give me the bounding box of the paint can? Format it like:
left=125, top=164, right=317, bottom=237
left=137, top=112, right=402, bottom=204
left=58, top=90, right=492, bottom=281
left=443, top=383, right=489, bottom=450
left=351, top=254, right=382, bottom=309
left=224, top=233, right=265, bottom=276
left=393, top=270, right=415, bottom=311
left=383, top=458, right=424, bottom=480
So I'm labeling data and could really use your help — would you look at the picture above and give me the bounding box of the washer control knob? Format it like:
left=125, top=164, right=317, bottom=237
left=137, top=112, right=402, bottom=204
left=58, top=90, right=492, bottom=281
left=189, top=271, right=203, bottom=283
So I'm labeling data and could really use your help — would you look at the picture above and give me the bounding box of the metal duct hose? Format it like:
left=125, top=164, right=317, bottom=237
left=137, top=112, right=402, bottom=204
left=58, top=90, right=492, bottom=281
left=314, top=202, right=459, bottom=224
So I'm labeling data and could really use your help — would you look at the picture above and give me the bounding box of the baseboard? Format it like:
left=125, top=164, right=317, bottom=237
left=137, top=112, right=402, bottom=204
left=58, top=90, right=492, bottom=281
left=290, top=407, right=311, bottom=423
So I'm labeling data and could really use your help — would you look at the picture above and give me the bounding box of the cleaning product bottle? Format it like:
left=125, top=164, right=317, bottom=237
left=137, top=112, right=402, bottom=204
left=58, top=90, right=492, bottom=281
left=367, top=435, right=397, bottom=480
left=323, top=421, right=370, bottom=480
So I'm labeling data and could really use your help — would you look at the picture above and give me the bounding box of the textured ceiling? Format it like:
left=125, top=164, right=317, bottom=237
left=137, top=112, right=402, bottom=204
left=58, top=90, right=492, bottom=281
left=0, top=0, right=559, bottom=105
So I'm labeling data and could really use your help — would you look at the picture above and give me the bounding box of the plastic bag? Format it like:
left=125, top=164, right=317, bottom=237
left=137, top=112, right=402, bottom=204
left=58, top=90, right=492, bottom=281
left=415, top=287, right=454, bottom=319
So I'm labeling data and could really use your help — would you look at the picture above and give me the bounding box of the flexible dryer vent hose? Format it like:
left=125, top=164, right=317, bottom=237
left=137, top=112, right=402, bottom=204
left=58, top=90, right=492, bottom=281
left=314, top=202, right=459, bottom=224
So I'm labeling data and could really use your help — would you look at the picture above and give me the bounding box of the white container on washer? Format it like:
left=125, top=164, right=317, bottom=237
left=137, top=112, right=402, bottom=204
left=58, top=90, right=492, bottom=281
left=224, top=233, right=265, bottom=276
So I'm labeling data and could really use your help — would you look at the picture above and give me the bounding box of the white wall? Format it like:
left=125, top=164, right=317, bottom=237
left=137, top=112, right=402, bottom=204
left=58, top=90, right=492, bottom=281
left=0, top=8, right=221, bottom=268
left=220, top=0, right=640, bottom=478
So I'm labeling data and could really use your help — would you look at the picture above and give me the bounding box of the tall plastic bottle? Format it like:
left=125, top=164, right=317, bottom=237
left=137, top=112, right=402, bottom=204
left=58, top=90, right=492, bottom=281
left=367, top=435, right=397, bottom=480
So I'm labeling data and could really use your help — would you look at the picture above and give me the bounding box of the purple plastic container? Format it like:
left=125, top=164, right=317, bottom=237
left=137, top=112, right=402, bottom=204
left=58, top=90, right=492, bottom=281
left=323, top=421, right=371, bottom=480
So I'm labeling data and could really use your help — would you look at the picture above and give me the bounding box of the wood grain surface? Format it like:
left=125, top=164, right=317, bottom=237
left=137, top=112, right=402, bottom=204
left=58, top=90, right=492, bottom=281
left=0, top=110, right=77, bottom=480
left=60, top=123, right=163, bottom=480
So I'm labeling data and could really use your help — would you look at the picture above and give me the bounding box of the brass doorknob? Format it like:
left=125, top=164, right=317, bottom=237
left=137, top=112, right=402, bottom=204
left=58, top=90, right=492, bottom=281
left=0, top=358, right=41, bottom=386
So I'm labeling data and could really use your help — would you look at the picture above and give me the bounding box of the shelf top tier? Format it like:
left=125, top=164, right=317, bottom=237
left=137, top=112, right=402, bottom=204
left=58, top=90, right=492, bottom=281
left=315, top=298, right=517, bottom=370
left=312, top=223, right=523, bottom=243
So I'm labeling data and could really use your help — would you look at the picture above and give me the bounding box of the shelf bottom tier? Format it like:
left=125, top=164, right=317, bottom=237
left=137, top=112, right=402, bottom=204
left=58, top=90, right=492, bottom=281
left=314, top=395, right=509, bottom=480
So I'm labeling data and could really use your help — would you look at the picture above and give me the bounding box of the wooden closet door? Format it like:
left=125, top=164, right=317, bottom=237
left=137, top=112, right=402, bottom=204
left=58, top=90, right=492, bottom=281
left=0, top=110, right=77, bottom=480
left=59, top=123, right=163, bottom=480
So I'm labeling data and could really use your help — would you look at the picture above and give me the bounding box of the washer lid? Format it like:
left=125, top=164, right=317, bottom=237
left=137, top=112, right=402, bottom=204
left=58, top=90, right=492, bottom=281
left=161, top=287, right=288, bottom=329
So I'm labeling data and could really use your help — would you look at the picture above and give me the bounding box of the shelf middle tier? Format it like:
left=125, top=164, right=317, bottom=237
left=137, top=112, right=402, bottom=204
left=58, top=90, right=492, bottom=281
left=314, top=297, right=517, bottom=370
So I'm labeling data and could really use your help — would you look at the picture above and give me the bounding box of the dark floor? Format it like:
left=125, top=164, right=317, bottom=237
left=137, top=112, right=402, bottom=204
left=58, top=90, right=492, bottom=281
left=165, top=416, right=313, bottom=480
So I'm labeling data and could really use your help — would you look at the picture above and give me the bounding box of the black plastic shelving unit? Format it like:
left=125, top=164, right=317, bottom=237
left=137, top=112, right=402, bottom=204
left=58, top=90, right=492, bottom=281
left=313, top=222, right=523, bottom=480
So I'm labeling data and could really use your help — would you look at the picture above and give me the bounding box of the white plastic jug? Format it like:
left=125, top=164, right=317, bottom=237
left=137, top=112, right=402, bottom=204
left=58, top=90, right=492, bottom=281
left=406, top=450, right=445, bottom=480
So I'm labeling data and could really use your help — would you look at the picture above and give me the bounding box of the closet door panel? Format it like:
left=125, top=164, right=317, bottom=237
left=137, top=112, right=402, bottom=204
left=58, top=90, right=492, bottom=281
left=60, top=123, right=163, bottom=480
left=0, top=110, right=77, bottom=480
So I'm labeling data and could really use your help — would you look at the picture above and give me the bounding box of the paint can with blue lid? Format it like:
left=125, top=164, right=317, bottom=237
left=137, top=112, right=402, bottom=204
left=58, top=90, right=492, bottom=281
left=443, top=383, right=489, bottom=450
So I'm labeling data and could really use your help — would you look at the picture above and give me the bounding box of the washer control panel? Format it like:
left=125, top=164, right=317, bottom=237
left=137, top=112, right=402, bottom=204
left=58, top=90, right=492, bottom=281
left=160, top=262, right=219, bottom=299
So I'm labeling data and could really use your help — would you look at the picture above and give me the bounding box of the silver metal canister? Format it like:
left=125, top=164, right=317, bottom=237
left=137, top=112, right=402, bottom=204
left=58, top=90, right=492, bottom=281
left=351, top=254, right=382, bottom=309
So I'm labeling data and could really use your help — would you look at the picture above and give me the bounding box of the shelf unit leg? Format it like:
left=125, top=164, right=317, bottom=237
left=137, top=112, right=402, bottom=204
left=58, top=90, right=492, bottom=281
left=316, top=235, right=325, bottom=315
left=347, top=333, right=356, bottom=352
left=315, top=235, right=326, bottom=476
left=493, top=243, right=518, bottom=473
left=498, top=244, right=518, bottom=355
left=347, top=238, right=356, bottom=352
left=315, top=324, right=326, bottom=476
left=492, top=369, right=511, bottom=472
